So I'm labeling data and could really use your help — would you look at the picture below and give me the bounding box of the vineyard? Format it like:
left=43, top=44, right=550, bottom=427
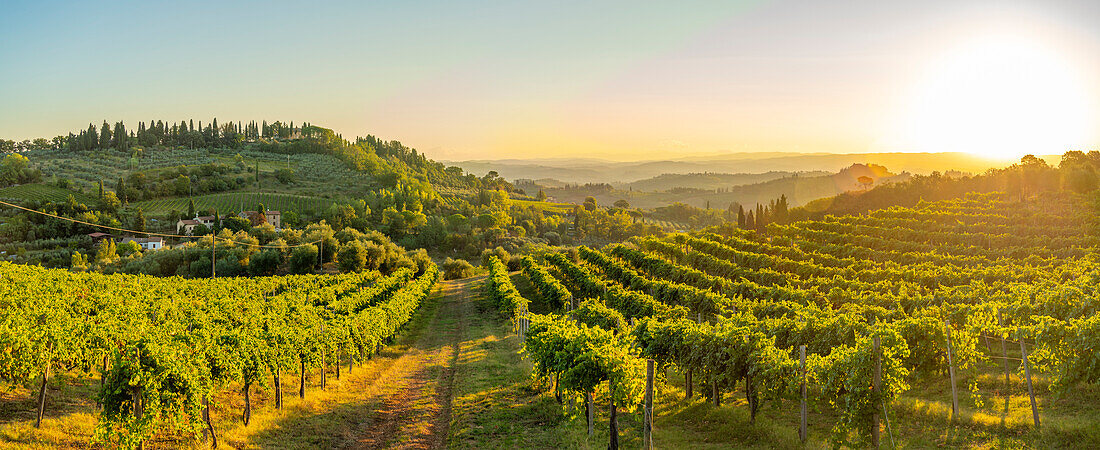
left=488, top=191, right=1100, bottom=447
left=131, top=192, right=339, bottom=216
left=0, top=262, right=439, bottom=448
left=0, top=183, right=96, bottom=204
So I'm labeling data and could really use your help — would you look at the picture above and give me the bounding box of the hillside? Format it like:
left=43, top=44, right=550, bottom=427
left=619, top=170, right=827, bottom=192
left=446, top=152, right=1033, bottom=184
left=539, top=163, right=904, bottom=210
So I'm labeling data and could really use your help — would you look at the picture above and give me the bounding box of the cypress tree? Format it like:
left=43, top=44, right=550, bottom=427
left=188, top=199, right=196, bottom=218
left=99, top=121, right=112, bottom=149
left=97, top=180, right=104, bottom=199
left=134, top=208, right=147, bottom=234
left=737, top=205, right=746, bottom=227
left=117, top=176, right=127, bottom=203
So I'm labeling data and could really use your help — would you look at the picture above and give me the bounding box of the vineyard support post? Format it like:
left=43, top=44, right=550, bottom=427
left=34, top=359, right=50, bottom=428
left=609, top=391, right=619, bottom=450
left=998, top=311, right=1010, bottom=387
left=274, top=366, right=283, bottom=409
left=872, top=334, right=881, bottom=449
left=945, top=320, right=959, bottom=420
left=100, top=354, right=108, bottom=409
left=1020, top=339, right=1040, bottom=429
left=299, top=358, right=306, bottom=399
left=586, top=392, right=594, bottom=436
left=800, top=345, right=807, bottom=443
left=243, top=383, right=251, bottom=426
left=203, top=396, right=217, bottom=448
left=685, top=369, right=693, bottom=399
left=644, top=359, right=654, bottom=450
left=133, top=386, right=144, bottom=450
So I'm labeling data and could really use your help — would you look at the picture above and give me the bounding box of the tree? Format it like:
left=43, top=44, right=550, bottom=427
left=337, top=240, right=368, bottom=272
left=99, top=121, right=112, bottom=149
left=97, top=180, right=104, bottom=199
left=116, top=176, right=127, bottom=203
left=188, top=199, right=196, bottom=218
left=613, top=199, right=630, bottom=209
left=249, top=249, right=281, bottom=276
left=289, top=244, right=318, bottom=274
left=101, top=191, right=121, bottom=213
left=536, top=189, right=547, bottom=202
left=95, top=240, right=117, bottom=264
left=133, top=209, right=147, bottom=235
left=858, top=176, right=874, bottom=190
left=583, top=196, right=598, bottom=211
left=70, top=251, right=88, bottom=272
left=222, top=216, right=252, bottom=232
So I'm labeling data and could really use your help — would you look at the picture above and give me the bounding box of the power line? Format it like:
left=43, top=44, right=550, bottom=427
left=0, top=199, right=322, bottom=249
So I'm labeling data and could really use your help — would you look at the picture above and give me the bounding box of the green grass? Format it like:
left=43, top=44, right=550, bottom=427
left=0, top=183, right=95, bottom=204
left=131, top=191, right=339, bottom=216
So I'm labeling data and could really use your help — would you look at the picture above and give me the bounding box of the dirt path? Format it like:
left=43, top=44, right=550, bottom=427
left=351, top=275, right=483, bottom=449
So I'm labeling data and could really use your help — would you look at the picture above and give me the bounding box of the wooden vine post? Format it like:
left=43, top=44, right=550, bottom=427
left=203, top=396, right=217, bottom=448
left=242, top=382, right=252, bottom=426
left=35, top=351, right=51, bottom=428
left=800, top=345, right=807, bottom=443
left=872, top=334, right=881, bottom=449
left=299, top=357, right=306, bottom=399
left=644, top=359, right=654, bottom=450
left=586, top=391, right=594, bottom=436
left=1020, top=337, right=1040, bottom=429
left=945, top=319, right=959, bottom=420
left=998, top=311, right=1010, bottom=387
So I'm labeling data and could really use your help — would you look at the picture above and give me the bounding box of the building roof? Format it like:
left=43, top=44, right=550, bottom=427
left=87, top=232, right=112, bottom=238
left=195, top=216, right=216, bottom=221
left=120, top=236, right=164, bottom=244
left=178, top=219, right=201, bottom=225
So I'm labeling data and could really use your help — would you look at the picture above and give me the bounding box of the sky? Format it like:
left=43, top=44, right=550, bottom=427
left=2, top=0, right=1100, bottom=161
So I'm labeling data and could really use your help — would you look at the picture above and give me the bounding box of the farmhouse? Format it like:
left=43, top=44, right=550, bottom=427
left=119, top=236, right=164, bottom=251
left=177, top=215, right=220, bottom=236
left=239, top=210, right=281, bottom=229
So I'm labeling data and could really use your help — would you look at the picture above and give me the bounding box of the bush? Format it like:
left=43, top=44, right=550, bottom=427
left=542, top=231, right=562, bottom=246
left=443, top=257, right=475, bottom=280
left=480, top=247, right=511, bottom=270
left=289, top=244, right=318, bottom=274
left=249, top=249, right=282, bottom=276
left=337, top=240, right=368, bottom=272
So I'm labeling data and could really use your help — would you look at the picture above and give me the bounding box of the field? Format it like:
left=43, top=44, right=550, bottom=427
left=22, top=147, right=376, bottom=199
left=131, top=191, right=339, bottom=216
left=0, top=263, right=438, bottom=448
left=4, top=191, right=1100, bottom=449
left=485, top=191, right=1100, bottom=448
left=0, top=183, right=95, bottom=204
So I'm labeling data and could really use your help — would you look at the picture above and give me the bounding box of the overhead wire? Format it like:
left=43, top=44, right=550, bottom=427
left=0, top=199, right=323, bottom=249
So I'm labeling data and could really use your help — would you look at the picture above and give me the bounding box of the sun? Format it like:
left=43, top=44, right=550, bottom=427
left=898, top=34, right=1095, bottom=161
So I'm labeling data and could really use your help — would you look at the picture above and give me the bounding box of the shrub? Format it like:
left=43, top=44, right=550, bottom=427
left=443, top=257, right=475, bottom=280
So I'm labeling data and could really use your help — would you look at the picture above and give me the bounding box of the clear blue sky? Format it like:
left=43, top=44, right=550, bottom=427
left=3, top=0, right=1099, bottom=160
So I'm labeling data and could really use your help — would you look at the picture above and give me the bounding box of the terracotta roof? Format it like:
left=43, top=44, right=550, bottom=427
left=178, top=219, right=201, bottom=225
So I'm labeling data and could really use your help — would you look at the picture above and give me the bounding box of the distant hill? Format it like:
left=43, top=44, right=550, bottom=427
left=540, top=164, right=905, bottom=210
left=445, top=152, right=1033, bottom=184
left=621, top=171, right=829, bottom=192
